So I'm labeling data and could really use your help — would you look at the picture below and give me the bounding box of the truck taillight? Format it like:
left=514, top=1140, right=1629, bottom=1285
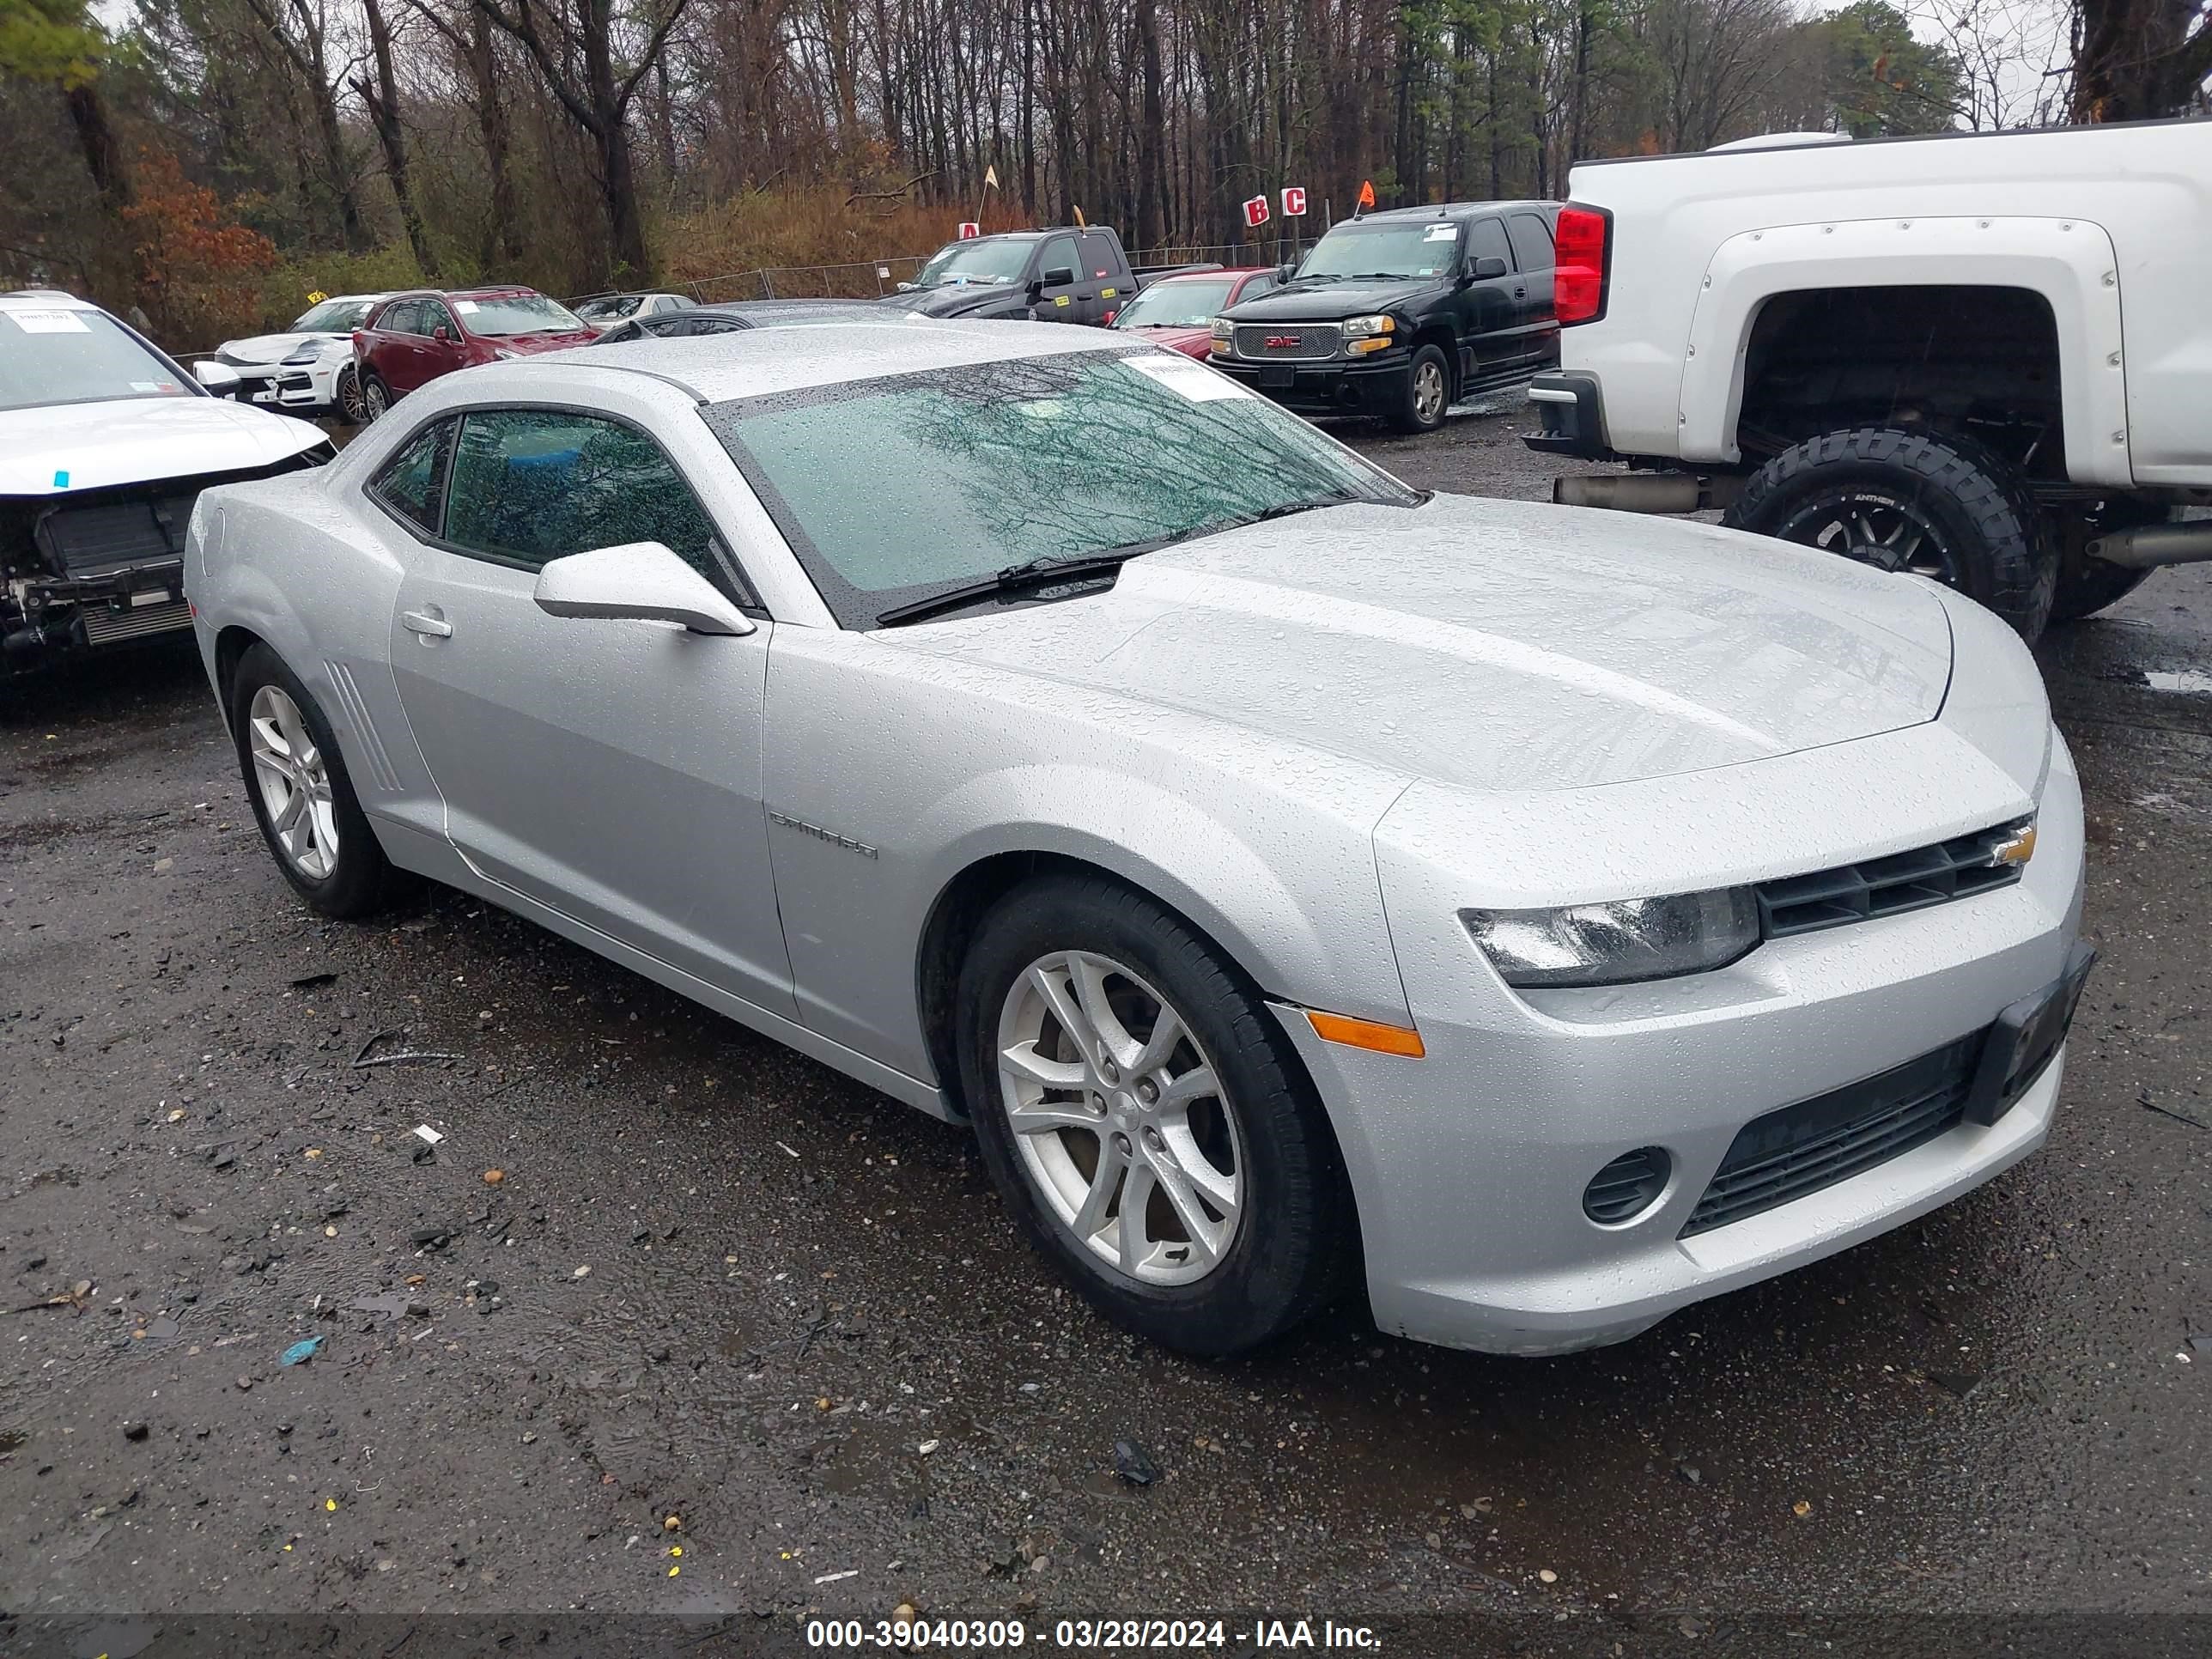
left=1554, top=205, right=1610, bottom=325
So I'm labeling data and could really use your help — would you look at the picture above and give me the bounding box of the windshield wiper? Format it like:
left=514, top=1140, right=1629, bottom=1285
left=875, top=552, right=1133, bottom=628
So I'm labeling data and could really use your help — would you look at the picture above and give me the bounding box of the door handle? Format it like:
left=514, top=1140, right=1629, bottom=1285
left=401, top=610, right=453, bottom=638
left=1513, top=286, right=1528, bottom=299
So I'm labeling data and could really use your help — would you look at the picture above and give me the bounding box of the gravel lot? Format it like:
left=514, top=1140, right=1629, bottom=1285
left=3, top=404, right=2208, bottom=1658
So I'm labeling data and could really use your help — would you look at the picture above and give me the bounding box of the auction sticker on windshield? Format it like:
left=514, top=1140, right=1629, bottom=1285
left=1124, top=354, right=1249, bottom=402
left=6, top=310, right=90, bottom=333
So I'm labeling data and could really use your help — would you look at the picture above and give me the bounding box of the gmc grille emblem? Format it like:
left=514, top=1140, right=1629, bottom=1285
left=1265, top=334, right=1302, bottom=348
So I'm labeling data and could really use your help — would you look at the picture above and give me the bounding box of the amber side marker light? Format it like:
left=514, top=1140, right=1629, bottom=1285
left=1306, top=1009, right=1426, bottom=1058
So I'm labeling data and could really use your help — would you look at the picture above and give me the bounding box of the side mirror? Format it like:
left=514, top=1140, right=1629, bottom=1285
left=1274, top=263, right=1297, bottom=283
left=533, top=542, right=757, bottom=636
left=1039, top=265, right=1076, bottom=289
left=193, top=360, right=241, bottom=395
left=1469, top=255, right=1510, bottom=281
left=432, top=325, right=453, bottom=343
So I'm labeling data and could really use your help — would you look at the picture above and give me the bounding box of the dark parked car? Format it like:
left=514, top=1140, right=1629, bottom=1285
left=1210, top=202, right=1560, bottom=433
left=882, top=227, right=1212, bottom=325
left=1108, top=268, right=1280, bottom=358
left=592, top=299, right=885, bottom=343
left=351, top=288, right=599, bottom=417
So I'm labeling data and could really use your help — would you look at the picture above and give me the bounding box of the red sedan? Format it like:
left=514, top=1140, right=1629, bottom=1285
left=351, top=288, right=599, bottom=418
left=1108, top=268, right=1281, bottom=357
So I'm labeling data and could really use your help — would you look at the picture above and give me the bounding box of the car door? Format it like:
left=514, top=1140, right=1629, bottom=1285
left=371, top=301, right=422, bottom=392
left=1505, top=211, right=1560, bottom=373
left=383, top=403, right=797, bottom=1017
left=1075, top=230, right=1122, bottom=324
left=1031, top=234, right=1083, bottom=322
left=417, top=300, right=469, bottom=386
left=1456, top=217, right=1522, bottom=386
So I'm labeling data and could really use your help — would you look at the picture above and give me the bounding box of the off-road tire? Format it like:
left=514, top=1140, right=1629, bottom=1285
left=229, top=643, right=406, bottom=919
left=2045, top=498, right=2173, bottom=624
left=956, top=874, right=1354, bottom=1357
left=1725, top=426, right=2056, bottom=641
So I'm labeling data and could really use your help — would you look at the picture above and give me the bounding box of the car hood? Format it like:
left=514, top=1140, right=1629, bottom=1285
left=217, top=331, right=343, bottom=365
left=0, top=397, right=327, bottom=496
left=1112, top=324, right=1212, bottom=356
left=1224, top=278, right=1438, bottom=322
left=879, top=283, right=1025, bottom=319
left=494, top=329, right=603, bottom=354
left=887, top=495, right=1955, bottom=794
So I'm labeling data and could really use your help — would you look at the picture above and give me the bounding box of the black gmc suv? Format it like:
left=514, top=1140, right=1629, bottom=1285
left=1210, top=202, right=1560, bottom=433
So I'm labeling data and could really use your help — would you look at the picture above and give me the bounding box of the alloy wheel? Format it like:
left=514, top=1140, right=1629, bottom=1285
left=247, top=684, right=340, bottom=879
left=1777, top=493, right=1957, bottom=583
left=1413, top=360, right=1447, bottom=425
left=995, top=951, right=1245, bottom=1286
left=337, top=366, right=367, bottom=424
left=363, top=379, right=388, bottom=420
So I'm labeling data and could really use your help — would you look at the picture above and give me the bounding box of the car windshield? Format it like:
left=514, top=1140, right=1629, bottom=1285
left=1297, top=222, right=1459, bottom=281
left=911, top=239, right=1036, bottom=289
left=0, top=307, right=191, bottom=412
left=1111, top=278, right=1237, bottom=329
left=575, top=295, right=642, bottom=321
left=459, top=294, right=587, bottom=336
left=706, top=349, right=1417, bottom=627
left=289, top=297, right=378, bottom=332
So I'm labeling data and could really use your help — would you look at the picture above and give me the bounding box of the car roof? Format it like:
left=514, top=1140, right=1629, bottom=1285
left=1147, top=267, right=1273, bottom=282
left=532, top=318, right=1127, bottom=403
left=0, top=289, right=99, bottom=311
left=1339, top=201, right=1558, bottom=223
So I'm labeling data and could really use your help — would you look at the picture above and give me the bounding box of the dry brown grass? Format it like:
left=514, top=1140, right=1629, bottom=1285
left=658, top=186, right=1030, bottom=298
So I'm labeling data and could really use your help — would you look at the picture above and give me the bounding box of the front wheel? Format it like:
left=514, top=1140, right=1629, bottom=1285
left=230, top=643, right=404, bottom=919
left=1387, top=344, right=1452, bottom=434
left=1724, top=426, right=2056, bottom=641
left=956, top=875, right=1352, bottom=1356
left=335, top=362, right=368, bottom=425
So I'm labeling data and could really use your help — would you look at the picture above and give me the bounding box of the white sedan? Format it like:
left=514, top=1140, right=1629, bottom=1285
left=184, top=321, right=2088, bottom=1356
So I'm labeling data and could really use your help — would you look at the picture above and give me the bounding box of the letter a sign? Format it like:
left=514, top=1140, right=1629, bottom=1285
left=1243, top=195, right=1270, bottom=229
left=1280, top=186, right=1307, bottom=217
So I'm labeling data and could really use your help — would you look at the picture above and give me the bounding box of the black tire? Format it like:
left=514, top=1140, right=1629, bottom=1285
left=335, top=362, right=368, bottom=426
left=956, top=874, right=1353, bottom=1357
left=229, top=643, right=404, bottom=919
left=360, top=374, right=392, bottom=422
left=2045, top=497, right=2172, bottom=624
left=1387, top=343, right=1452, bottom=434
left=1723, top=426, right=2056, bottom=641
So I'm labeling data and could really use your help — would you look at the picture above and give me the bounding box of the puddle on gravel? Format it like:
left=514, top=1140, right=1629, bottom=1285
left=2142, top=668, right=2212, bottom=696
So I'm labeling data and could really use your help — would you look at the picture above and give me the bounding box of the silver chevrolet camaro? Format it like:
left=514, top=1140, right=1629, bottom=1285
left=185, top=320, right=2089, bottom=1358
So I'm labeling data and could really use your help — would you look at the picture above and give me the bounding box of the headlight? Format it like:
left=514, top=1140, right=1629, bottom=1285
left=493, top=347, right=520, bottom=361
left=1209, top=319, right=1232, bottom=340
left=1462, top=888, right=1760, bottom=988
left=1342, top=314, right=1395, bottom=338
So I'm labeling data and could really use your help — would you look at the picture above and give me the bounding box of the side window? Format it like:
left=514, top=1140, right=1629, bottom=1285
left=1507, top=214, right=1554, bottom=272
left=379, top=301, right=416, bottom=335
left=1239, top=272, right=1277, bottom=301
left=421, top=301, right=457, bottom=337
left=1077, top=231, right=1118, bottom=282
left=368, top=418, right=456, bottom=537
left=442, top=409, right=736, bottom=592
left=1036, top=236, right=1079, bottom=285
left=1465, top=219, right=1513, bottom=270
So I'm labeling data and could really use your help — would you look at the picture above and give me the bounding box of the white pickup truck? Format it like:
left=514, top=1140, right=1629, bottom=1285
left=1526, top=120, right=2211, bottom=640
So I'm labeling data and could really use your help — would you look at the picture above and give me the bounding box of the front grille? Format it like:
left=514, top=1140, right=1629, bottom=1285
left=1233, top=323, right=1340, bottom=361
left=1681, top=1030, right=1983, bottom=1237
left=82, top=598, right=191, bottom=644
left=1755, top=824, right=2027, bottom=940
left=276, top=371, right=314, bottom=392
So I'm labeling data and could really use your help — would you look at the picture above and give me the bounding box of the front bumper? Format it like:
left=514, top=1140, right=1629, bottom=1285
left=1288, top=724, right=2086, bottom=1355
left=231, top=359, right=339, bottom=412
left=1213, top=349, right=1411, bottom=416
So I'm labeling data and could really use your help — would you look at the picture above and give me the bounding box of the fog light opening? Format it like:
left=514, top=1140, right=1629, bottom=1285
left=1583, top=1146, right=1672, bottom=1224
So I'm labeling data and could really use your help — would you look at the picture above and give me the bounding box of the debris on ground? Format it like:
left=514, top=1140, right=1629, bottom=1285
left=353, top=1030, right=462, bottom=1070
left=1111, top=1437, right=1158, bottom=1486
left=280, top=1336, right=324, bottom=1366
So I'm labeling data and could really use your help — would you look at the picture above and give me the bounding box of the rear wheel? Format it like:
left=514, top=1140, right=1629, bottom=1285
left=1388, top=343, right=1452, bottom=434
left=1724, top=426, right=2056, bottom=641
left=2045, top=497, right=2171, bottom=623
left=230, top=643, right=403, bottom=919
left=360, top=374, right=392, bottom=422
left=957, top=875, right=1352, bottom=1356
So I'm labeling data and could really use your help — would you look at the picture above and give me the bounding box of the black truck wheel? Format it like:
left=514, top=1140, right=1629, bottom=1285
left=1723, top=426, right=2056, bottom=641
left=2045, top=498, right=2172, bottom=624
left=1387, top=344, right=1452, bottom=434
